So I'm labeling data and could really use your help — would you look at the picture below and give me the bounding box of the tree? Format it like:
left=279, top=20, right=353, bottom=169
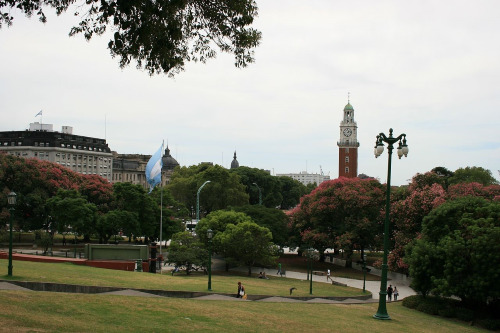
left=46, top=189, right=97, bottom=237
left=195, top=210, right=253, bottom=245
left=96, top=210, right=138, bottom=244
left=169, top=164, right=249, bottom=216
left=389, top=182, right=447, bottom=271
left=276, top=176, right=308, bottom=209
left=1, top=0, right=261, bottom=76
left=288, top=177, right=385, bottom=266
left=230, top=205, right=289, bottom=247
left=231, top=166, right=283, bottom=208
left=449, top=166, right=498, bottom=186
left=112, top=182, right=158, bottom=241
left=213, top=221, right=278, bottom=276
left=406, top=196, right=500, bottom=307
left=167, top=231, right=207, bottom=274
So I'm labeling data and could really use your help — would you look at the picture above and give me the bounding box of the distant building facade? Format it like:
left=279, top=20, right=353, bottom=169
left=230, top=151, right=239, bottom=169
left=0, top=122, right=113, bottom=181
left=112, top=146, right=179, bottom=189
left=276, top=171, right=330, bottom=186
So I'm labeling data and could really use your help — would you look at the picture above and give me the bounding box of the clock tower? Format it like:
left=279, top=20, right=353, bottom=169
left=337, top=100, right=359, bottom=178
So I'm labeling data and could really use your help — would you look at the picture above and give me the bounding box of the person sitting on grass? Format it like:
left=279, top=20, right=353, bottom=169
left=262, top=272, right=269, bottom=279
left=258, top=272, right=263, bottom=278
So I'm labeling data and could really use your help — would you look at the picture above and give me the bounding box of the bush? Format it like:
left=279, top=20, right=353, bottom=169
left=402, top=295, right=423, bottom=309
left=438, top=307, right=456, bottom=318
left=455, top=308, right=474, bottom=322
left=479, top=319, right=500, bottom=331
left=416, top=301, right=441, bottom=315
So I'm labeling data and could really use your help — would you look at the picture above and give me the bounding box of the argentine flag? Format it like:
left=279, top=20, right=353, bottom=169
left=145, top=144, right=163, bottom=193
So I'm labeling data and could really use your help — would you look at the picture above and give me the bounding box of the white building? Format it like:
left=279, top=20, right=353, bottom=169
left=276, top=171, right=331, bottom=186
left=0, top=122, right=113, bottom=181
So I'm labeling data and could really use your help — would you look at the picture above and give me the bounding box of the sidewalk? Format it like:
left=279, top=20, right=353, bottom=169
left=230, top=265, right=415, bottom=301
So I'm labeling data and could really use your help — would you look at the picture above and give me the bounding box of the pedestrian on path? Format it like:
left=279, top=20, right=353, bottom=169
left=237, top=282, right=245, bottom=298
left=393, top=287, right=399, bottom=301
left=277, top=262, right=281, bottom=275
left=326, top=269, right=331, bottom=281
left=387, top=285, right=393, bottom=302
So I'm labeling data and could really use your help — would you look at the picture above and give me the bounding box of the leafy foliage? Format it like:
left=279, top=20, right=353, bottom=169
left=449, top=166, right=498, bottom=186
left=288, top=177, right=384, bottom=266
left=230, top=205, right=289, bottom=247
left=406, top=196, right=500, bottom=306
left=0, top=0, right=262, bottom=76
left=167, top=231, right=207, bottom=273
left=213, top=221, right=278, bottom=276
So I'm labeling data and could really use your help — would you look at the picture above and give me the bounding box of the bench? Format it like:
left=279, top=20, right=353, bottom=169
left=60, top=249, right=70, bottom=257
left=313, top=271, right=325, bottom=276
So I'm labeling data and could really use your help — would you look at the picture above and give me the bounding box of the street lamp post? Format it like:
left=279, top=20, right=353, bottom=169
left=308, top=248, right=314, bottom=295
left=196, top=181, right=211, bottom=226
left=207, top=229, right=213, bottom=291
left=7, top=192, right=17, bottom=276
left=362, top=254, right=367, bottom=293
left=252, top=183, right=262, bottom=205
left=74, top=234, right=77, bottom=258
left=373, top=128, right=408, bottom=320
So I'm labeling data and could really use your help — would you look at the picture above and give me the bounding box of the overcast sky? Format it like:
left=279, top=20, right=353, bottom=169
left=1, top=0, right=499, bottom=186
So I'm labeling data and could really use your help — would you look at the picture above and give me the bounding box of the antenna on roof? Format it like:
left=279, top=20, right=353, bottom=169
left=348, top=92, right=350, bottom=103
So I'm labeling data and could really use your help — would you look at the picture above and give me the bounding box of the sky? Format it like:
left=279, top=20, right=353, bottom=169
left=1, top=0, right=499, bottom=186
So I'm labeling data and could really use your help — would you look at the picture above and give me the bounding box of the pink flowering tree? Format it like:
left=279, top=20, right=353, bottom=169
left=387, top=172, right=447, bottom=271
left=288, top=177, right=384, bottom=267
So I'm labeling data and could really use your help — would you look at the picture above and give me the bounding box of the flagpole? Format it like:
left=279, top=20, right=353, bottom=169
left=159, top=140, right=164, bottom=273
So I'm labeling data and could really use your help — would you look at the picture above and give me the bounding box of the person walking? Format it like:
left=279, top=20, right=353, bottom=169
left=393, top=286, right=399, bottom=301
left=237, top=282, right=245, bottom=298
left=326, top=269, right=331, bottom=281
left=277, top=262, right=282, bottom=275
left=387, top=285, right=393, bottom=302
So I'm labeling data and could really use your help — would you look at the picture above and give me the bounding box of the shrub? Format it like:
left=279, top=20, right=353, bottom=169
left=479, top=319, right=500, bottom=331
left=402, top=295, right=423, bottom=309
left=455, top=308, right=474, bottom=321
left=438, top=307, right=456, bottom=318
left=417, top=301, right=441, bottom=315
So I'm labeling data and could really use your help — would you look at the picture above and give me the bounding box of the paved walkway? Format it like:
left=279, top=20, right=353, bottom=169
left=230, top=264, right=415, bottom=301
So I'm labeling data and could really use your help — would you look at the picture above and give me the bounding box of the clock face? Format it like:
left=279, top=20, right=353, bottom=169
left=343, top=128, right=352, bottom=137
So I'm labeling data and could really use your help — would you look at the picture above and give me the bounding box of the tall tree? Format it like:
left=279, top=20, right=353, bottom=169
left=213, top=221, right=278, bottom=276
left=167, top=231, right=207, bottom=274
left=230, top=205, right=289, bottom=247
left=230, top=166, right=283, bottom=208
left=1, top=0, right=261, bottom=76
left=449, top=166, right=498, bottom=186
left=196, top=210, right=253, bottom=245
left=169, top=164, right=249, bottom=217
left=46, top=189, right=97, bottom=237
left=288, top=177, right=384, bottom=266
left=406, top=196, right=500, bottom=306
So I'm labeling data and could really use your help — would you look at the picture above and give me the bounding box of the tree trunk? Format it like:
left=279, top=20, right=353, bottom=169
left=225, top=263, right=229, bottom=272
left=248, top=265, right=252, bottom=276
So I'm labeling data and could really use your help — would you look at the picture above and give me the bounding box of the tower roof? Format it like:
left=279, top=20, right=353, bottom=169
left=230, top=151, right=239, bottom=169
left=344, top=102, right=354, bottom=111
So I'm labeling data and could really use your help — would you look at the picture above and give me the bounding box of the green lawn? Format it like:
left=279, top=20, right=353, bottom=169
left=0, top=259, right=363, bottom=297
left=0, top=291, right=485, bottom=332
left=0, top=259, right=487, bottom=332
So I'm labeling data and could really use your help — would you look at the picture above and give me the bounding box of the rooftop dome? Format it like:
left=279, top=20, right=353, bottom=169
left=344, top=102, right=354, bottom=111
left=230, top=151, right=239, bottom=169
left=162, top=146, right=179, bottom=171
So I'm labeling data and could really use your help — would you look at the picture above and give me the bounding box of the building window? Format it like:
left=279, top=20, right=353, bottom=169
left=345, top=148, right=349, bottom=153
left=345, top=167, right=349, bottom=173
left=345, top=156, right=349, bottom=163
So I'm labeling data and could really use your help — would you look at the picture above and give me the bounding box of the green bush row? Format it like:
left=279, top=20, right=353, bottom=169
left=401, top=295, right=500, bottom=330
